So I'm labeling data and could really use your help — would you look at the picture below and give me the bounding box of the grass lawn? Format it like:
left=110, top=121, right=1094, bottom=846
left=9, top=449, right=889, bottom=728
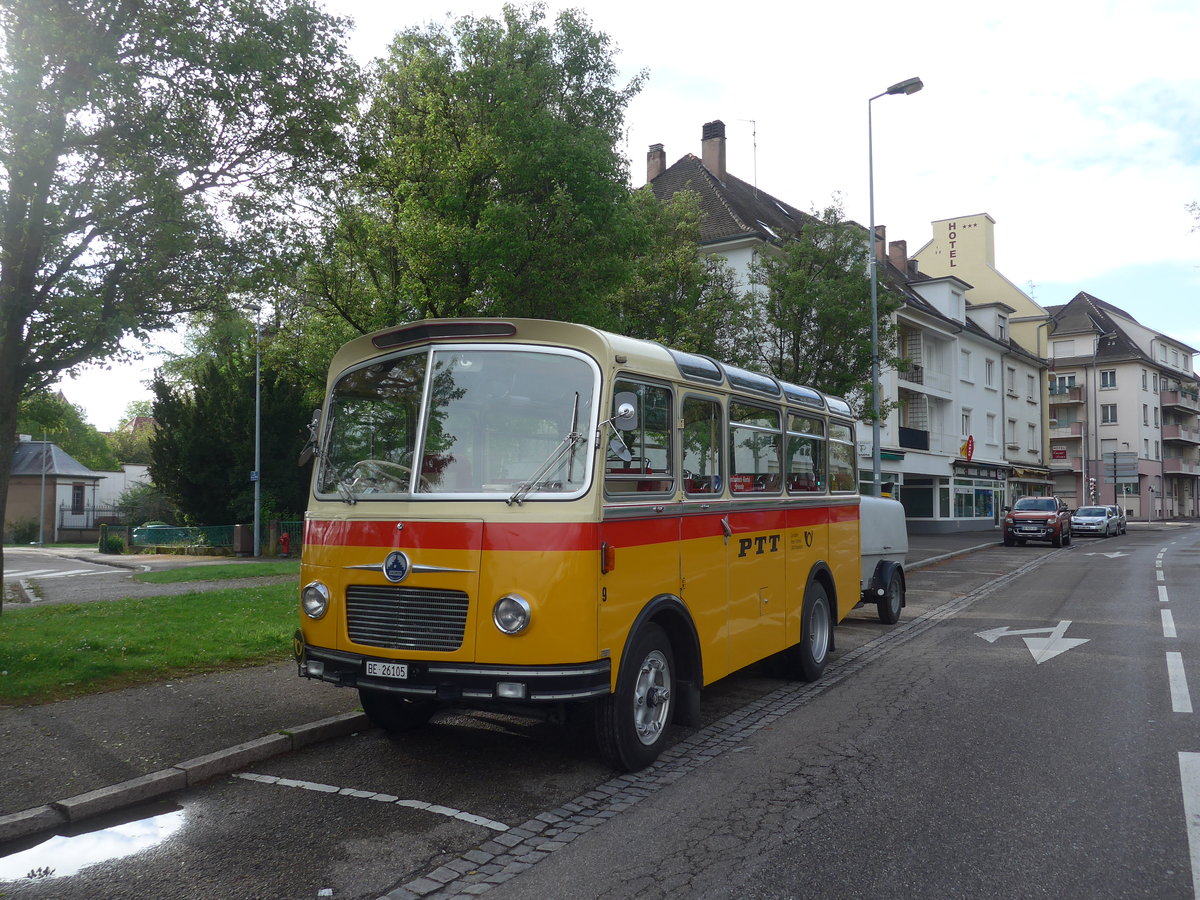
left=134, top=560, right=301, bottom=584
left=0, top=582, right=298, bottom=706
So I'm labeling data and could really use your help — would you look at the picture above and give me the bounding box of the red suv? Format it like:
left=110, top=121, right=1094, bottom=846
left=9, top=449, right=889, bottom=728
left=1003, top=496, right=1072, bottom=547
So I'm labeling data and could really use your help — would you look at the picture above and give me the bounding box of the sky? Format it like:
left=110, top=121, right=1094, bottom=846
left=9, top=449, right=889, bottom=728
left=54, top=0, right=1200, bottom=430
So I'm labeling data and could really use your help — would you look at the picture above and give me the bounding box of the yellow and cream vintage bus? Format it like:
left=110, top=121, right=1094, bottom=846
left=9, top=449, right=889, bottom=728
left=294, top=318, right=908, bottom=770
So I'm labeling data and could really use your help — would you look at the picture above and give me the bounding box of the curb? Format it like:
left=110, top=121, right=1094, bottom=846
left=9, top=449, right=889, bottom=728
left=0, top=711, right=368, bottom=845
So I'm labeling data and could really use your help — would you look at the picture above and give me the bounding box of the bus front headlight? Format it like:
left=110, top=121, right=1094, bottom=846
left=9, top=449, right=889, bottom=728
left=302, top=581, right=330, bottom=619
left=493, top=594, right=531, bottom=635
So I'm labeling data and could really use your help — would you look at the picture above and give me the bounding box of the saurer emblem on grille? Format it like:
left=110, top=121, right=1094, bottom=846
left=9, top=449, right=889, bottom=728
left=383, top=550, right=410, bottom=583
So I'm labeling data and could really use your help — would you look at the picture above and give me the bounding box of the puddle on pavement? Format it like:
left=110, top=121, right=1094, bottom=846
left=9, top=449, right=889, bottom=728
left=0, top=799, right=184, bottom=883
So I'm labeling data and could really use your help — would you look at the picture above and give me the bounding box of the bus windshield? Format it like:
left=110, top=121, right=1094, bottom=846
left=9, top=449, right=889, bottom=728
left=317, top=346, right=597, bottom=501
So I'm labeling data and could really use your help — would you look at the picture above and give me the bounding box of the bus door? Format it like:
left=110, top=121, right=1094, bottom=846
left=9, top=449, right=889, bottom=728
left=725, top=401, right=787, bottom=672
left=598, top=380, right=679, bottom=671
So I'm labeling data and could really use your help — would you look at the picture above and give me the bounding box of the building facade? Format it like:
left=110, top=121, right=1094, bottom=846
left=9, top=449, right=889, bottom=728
left=1045, top=293, right=1198, bottom=518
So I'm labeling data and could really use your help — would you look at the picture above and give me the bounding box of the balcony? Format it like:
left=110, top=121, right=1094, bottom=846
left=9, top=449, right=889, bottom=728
left=897, top=363, right=924, bottom=386
left=898, top=427, right=930, bottom=451
left=1163, top=424, right=1200, bottom=444
left=1162, top=390, right=1200, bottom=413
left=1163, top=457, right=1200, bottom=476
left=1048, top=385, right=1085, bottom=404
left=1049, top=421, right=1084, bottom=440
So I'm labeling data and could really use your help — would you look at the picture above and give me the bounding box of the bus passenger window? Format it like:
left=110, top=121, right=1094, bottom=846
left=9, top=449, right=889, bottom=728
left=606, top=380, right=673, bottom=494
left=828, top=421, right=856, bottom=492
left=682, top=396, right=723, bottom=494
left=728, top=402, right=781, bottom=493
left=786, top=414, right=825, bottom=493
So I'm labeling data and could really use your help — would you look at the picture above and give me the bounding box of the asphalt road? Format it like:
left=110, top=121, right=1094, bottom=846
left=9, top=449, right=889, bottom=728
left=3, top=527, right=1197, bottom=898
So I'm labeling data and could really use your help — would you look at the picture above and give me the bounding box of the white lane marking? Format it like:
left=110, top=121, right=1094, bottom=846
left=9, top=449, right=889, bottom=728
left=1159, top=570, right=1166, bottom=582
left=975, top=621, right=1089, bottom=664
left=1163, top=609, right=1178, bottom=639
left=1161, top=586, right=1171, bottom=603
left=234, top=772, right=510, bottom=831
left=3, top=569, right=56, bottom=579
left=1178, top=753, right=1200, bottom=899
left=1167, top=653, right=1194, bottom=714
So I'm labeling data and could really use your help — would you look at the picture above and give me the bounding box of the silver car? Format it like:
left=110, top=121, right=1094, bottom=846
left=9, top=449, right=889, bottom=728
left=1071, top=505, right=1117, bottom=538
left=1105, top=505, right=1128, bottom=535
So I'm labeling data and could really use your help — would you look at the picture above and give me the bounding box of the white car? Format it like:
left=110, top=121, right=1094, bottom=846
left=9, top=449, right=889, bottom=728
left=1105, top=505, right=1128, bottom=535
left=1071, top=505, right=1118, bottom=538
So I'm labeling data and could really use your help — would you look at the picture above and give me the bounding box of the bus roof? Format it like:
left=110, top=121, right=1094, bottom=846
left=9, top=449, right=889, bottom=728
left=334, top=318, right=852, bottom=419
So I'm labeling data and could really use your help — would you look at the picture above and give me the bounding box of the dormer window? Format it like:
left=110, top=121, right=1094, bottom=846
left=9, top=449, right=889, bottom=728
left=997, top=315, right=1008, bottom=342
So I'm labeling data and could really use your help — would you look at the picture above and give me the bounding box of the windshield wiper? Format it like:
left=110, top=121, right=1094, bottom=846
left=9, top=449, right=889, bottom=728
left=335, top=478, right=358, bottom=505
left=508, top=394, right=582, bottom=506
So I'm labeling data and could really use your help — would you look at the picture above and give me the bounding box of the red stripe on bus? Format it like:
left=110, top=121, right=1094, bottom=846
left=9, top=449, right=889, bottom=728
left=304, top=519, right=598, bottom=552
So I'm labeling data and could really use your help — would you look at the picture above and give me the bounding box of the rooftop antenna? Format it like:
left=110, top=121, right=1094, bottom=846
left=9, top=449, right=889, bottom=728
left=739, top=119, right=757, bottom=196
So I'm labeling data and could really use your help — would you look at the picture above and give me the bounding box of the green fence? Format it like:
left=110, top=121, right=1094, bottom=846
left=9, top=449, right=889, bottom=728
left=130, top=525, right=235, bottom=548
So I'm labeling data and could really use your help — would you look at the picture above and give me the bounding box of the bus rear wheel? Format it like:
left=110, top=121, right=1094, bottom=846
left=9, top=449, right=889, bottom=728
left=359, top=688, right=436, bottom=734
left=595, top=623, right=675, bottom=771
left=782, top=581, right=832, bottom=682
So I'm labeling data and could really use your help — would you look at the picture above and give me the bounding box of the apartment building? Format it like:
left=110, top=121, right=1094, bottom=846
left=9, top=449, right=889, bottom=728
left=1045, top=293, right=1199, bottom=518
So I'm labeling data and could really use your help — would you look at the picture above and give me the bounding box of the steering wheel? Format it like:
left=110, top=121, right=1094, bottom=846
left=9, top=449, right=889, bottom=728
left=350, top=458, right=433, bottom=491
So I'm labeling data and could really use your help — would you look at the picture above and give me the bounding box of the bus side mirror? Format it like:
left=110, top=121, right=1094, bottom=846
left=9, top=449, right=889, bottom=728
left=612, top=393, right=638, bottom=431
left=298, top=408, right=321, bottom=467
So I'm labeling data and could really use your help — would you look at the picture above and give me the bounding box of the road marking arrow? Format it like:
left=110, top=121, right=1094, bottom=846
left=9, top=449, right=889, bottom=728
left=975, top=620, right=1089, bottom=664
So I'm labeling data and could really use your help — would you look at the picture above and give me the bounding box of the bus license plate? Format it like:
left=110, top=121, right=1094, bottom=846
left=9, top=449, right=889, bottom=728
left=366, top=661, right=408, bottom=680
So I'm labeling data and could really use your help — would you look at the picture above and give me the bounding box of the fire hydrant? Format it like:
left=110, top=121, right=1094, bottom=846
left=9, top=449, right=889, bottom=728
left=279, top=532, right=291, bottom=557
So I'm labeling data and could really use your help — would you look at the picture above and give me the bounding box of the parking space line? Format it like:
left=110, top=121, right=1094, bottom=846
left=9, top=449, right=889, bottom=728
left=1178, top=753, right=1200, bottom=899
left=234, top=772, right=510, bottom=831
left=1163, top=610, right=1178, bottom=639
left=1167, top=653, right=1194, bottom=714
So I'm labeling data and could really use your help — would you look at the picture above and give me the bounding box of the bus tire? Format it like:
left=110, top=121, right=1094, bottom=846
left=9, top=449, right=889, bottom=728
left=595, top=623, right=675, bottom=771
left=876, top=570, right=904, bottom=625
left=359, top=688, right=436, bottom=734
left=783, top=580, right=832, bottom=682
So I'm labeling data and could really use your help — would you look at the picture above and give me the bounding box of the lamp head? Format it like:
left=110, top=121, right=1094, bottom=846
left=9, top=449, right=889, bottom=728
left=886, top=77, right=923, bottom=96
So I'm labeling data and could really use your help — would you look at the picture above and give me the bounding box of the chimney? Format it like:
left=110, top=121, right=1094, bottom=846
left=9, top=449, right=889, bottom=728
left=888, top=239, right=908, bottom=272
left=701, top=120, right=726, bottom=180
left=647, top=143, right=666, bottom=183
left=873, top=225, right=887, bottom=262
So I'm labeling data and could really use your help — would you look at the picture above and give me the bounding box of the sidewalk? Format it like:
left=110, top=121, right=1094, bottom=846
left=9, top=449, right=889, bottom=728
left=0, top=527, right=1069, bottom=845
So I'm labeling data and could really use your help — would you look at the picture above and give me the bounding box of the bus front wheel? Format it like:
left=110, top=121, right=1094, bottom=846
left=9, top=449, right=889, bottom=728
left=595, top=623, right=675, bottom=771
left=359, top=688, right=436, bottom=734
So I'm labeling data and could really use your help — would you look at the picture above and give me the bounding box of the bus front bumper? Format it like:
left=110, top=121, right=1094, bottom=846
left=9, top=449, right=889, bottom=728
left=295, top=640, right=612, bottom=703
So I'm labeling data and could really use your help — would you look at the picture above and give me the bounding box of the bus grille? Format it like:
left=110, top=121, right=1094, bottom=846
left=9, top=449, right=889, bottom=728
left=345, top=586, right=469, bottom=652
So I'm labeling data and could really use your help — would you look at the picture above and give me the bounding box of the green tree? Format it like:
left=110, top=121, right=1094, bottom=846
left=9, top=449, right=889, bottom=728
left=0, top=0, right=360, bottom=594
left=611, top=189, right=754, bottom=363
left=746, top=201, right=903, bottom=417
left=149, top=340, right=312, bottom=526
left=278, top=2, right=645, bottom=354
left=16, top=391, right=118, bottom=471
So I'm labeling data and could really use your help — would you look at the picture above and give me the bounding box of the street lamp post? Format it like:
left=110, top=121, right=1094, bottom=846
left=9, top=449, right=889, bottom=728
left=253, top=308, right=262, bottom=558
left=868, top=76, right=923, bottom=497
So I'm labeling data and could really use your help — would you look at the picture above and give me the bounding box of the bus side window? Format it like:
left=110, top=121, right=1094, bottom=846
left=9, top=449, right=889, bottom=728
left=682, top=395, right=723, bottom=495
left=606, top=380, right=673, bottom=494
left=786, top=414, right=825, bottom=493
left=728, top=401, right=781, bottom=494
left=828, top=421, right=857, bottom=492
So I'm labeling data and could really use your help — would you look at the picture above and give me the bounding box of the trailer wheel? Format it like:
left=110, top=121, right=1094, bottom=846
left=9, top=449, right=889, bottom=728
left=359, top=688, right=436, bottom=734
left=595, top=623, right=674, bottom=771
left=876, top=569, right=904, bottom=625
